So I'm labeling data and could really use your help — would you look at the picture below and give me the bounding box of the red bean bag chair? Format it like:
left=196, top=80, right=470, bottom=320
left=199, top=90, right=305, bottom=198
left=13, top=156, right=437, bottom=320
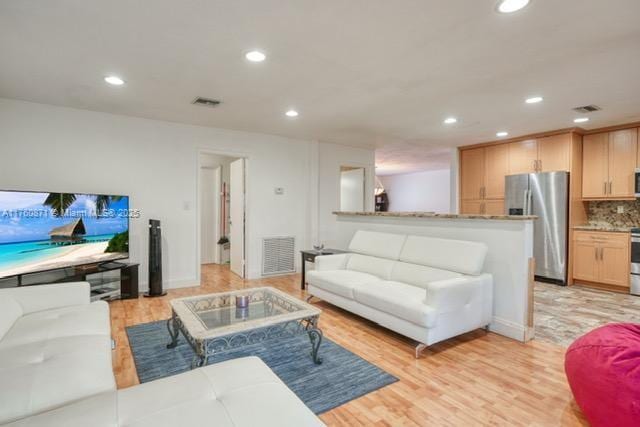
left=564, top=323, right=640, bottom=427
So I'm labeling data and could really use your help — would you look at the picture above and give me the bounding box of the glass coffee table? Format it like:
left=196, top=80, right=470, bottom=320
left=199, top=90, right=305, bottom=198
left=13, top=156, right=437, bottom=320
left=166, top=287, right=323, bottom=369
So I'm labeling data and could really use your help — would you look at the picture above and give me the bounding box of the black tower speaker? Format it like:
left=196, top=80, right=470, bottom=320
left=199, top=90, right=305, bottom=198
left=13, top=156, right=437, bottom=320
left=144, top=219, right=166, bottom=297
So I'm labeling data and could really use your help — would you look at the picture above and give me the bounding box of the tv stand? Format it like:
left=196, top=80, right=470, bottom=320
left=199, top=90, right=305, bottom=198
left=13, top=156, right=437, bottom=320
left=2, top=262, right=139, bottom=301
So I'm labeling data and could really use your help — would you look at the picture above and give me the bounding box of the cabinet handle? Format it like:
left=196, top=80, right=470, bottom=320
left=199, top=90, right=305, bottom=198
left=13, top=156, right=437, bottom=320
left=533, top=160, right=537, bottom=171
left=604, top=182, right=607, bottom=195
left=608, top=181, right=612, bottom=195
left=537, top=160, right=541, bottom=171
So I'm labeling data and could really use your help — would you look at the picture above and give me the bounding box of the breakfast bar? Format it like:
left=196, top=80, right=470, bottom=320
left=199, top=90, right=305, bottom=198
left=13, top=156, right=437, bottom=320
left=327, top=211, right=536, bottom=342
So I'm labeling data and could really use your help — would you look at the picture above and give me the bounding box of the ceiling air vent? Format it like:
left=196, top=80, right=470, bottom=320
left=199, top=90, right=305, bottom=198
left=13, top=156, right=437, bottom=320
left=192, top=97, right=221, bottom=108
left=572, top=105, right=601, bottom=114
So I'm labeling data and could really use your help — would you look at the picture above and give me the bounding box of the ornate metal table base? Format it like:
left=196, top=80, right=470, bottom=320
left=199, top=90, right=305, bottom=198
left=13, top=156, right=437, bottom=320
left=166, top=311, right=323, bottom=368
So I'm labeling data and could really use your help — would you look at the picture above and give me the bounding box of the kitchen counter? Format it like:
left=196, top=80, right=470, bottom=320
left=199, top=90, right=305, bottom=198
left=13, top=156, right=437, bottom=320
left=333, top=211, right=537, bottom=220
left=573, top=225, right=632, bottom=233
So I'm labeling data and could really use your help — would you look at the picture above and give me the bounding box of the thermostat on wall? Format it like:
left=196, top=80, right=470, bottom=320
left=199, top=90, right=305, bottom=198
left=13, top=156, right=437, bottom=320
left=274, top=187, right=284, bottom=195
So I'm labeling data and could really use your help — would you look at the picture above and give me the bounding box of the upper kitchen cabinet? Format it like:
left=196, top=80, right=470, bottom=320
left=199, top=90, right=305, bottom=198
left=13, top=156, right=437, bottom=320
left=508, top=135, right=571, bottom=174
left=582, top=133, right=609, bottom=198
left=537, top=134, right=571, bottom=172
left=508, top=139, right=538, bottom=174
left=460, top=147, right=485, bottom=200
left=582, top=129, right=637, bottom=200
left=608, top=129, right=637, bottom=198
left=484, top=144, right=509, bottom=199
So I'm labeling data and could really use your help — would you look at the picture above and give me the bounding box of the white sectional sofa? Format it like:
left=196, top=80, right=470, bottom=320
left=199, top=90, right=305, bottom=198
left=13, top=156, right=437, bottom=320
left=0, top=282, right=323, bottom=427
left=306, top=231, right=493, bottom=356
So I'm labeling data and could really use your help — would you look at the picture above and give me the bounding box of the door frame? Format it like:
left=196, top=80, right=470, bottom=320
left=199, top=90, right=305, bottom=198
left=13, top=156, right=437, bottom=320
left=229, top=158, right=246, bottom=278
left=336, top=162, right=374, bottom=212
left=196, top=149, right=249, bottom=284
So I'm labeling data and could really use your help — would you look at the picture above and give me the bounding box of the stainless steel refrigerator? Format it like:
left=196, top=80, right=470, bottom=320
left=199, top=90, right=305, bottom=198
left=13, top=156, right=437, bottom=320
left=505, top=171, right=569, bottom=284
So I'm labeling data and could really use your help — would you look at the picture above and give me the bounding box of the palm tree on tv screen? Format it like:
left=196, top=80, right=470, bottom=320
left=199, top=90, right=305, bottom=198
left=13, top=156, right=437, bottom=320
left=44, top=193, right=123, bottom=218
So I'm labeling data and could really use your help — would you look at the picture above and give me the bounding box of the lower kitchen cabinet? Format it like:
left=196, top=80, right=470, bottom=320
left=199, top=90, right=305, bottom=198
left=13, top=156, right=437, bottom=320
left=460, top=199, right=504, bottom=215
left=572, top=231, right=630, bottom=289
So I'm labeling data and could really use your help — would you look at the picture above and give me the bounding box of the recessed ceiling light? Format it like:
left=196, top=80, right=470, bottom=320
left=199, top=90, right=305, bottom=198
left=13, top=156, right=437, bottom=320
left=574, top=117, right=589, bottom=123
left=525, top=96, right=543, bottom=104
left=443, top=117, right=457, bottom=124
left=496, top=0, right=530, bottom=13
left=245, top=50, right=266, bottom=62
left=104, top=75, right=125, bottom=86
left=496, top=131, right=509, bottom=137
left=285, top=109, right=299, bottom=118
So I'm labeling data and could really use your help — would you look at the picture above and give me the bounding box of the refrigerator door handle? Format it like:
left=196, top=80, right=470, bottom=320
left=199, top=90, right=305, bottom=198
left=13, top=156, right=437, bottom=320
left=523, top=190, right=529, bottom=214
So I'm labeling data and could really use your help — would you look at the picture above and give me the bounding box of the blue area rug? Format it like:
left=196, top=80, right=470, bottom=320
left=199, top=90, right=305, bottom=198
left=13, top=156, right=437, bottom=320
left=126, top=320, right=398, bottom=414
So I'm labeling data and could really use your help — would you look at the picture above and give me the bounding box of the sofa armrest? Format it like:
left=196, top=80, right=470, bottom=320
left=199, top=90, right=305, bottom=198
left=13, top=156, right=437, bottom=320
left=1, top=282, right=91, bottom=314
left=424, top=277, right=479, bottom=313
left=314, top=253, right=351, bottom=271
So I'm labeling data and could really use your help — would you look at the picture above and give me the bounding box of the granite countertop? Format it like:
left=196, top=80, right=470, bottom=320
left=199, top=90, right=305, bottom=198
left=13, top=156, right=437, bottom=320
left=333, top=211, right=537, bottom=221
left=573, top=225, right=632, bottom=233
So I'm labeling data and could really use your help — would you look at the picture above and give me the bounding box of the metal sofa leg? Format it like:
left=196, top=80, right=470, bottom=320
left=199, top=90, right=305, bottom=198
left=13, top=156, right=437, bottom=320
left=415, top=343, right=428, bottom=359
left=306, top=295, right=316, bottom=303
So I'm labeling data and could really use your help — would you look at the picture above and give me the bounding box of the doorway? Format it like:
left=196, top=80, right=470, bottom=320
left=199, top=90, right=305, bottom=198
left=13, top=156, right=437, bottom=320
left=198, top=153, right=246, bottom=278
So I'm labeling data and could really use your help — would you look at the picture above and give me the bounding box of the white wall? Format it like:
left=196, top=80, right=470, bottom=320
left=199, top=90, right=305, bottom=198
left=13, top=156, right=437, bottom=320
left=0, top=98, right=325, bottom=289
left=317, top=142, right=375, bottom=248
left=379, top=169, right=451, bottom=213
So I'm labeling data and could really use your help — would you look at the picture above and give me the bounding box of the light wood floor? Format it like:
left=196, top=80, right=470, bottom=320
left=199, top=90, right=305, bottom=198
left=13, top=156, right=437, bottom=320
left=110, top=264, right=588, bottom=426
left=535, top=281, right=640, bottom=347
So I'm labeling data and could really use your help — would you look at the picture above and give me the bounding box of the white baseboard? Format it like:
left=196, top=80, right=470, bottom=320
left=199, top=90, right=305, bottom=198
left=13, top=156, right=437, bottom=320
left=490, top=317, right=529, bottom=342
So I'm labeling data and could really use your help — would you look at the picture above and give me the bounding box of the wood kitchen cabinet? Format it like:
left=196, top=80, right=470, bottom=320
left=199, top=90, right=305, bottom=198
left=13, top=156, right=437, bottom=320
left=582, top=129, right=637, bottom=199
left=508, top=135, right=571, bottom=174
left=538, top=134, right=571, bottom=172
left=461, top=200, right=483, bottom=214
left=572, top=231, right=630, bottom=289
left=485, top=144, right=509, bottom=199
left=459, top=145, right=506, bottom=214
left=508, top=139, right=538, bottom=174
left=460, top=200, right=504, bottom=215
left=460, top=148, right=485, bottom=200
left=608, top=129, right=637, bottom=198
left=484, top=199, right=505, bottom=215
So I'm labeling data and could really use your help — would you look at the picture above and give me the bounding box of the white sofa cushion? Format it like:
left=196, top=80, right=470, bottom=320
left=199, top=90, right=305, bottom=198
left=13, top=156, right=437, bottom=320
left=3, top=282, right=91, bottom=315
left=117, top=357, right=322, bottom=427
left=399, top=235, right=487, bottom=275
left=306, top=269, right=380, bottom=299
left=0, top=301, right=110, bottom=349
left=353, top=281, right=437, bottom=328
left=2, top=392, right=117, bottom=427
left=0, top=297, right=22, bottom=341
left=0, top=335, right=116, bottom=424
left=346, top=254, right=395, bottom=279
left=348, top=230, right=406, bottom=260
left=390, top=262, right=462, bottom=289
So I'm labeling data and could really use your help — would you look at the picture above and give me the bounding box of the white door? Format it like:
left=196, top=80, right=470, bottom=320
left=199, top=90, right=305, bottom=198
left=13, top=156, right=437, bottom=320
left=229, top=158, right=245, bottom=278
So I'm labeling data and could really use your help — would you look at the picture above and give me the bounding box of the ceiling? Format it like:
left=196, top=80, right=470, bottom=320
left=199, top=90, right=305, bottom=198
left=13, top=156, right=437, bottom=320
left=1, top=0, right=640, bottom=173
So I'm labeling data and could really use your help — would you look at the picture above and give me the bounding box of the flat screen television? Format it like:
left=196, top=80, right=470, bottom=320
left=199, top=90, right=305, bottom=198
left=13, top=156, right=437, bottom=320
left=0, top=190, right=129, bottom=278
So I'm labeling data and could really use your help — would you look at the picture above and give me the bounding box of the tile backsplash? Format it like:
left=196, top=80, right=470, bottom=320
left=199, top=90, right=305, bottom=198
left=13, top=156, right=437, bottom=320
left=587, top=200, right=640, bottom=227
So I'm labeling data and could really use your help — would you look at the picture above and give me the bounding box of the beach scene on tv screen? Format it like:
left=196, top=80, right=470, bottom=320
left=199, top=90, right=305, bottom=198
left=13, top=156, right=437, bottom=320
left=0, top=191, right=129, bottom=278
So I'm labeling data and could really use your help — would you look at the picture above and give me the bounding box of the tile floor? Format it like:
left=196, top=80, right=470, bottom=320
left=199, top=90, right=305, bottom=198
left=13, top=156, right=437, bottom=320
left=534, top=282, right=640, bottom=347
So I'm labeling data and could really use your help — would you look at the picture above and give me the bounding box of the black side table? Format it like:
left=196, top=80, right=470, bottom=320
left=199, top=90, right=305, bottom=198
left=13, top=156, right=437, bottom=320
left=300, top=249, right=348, bottom=290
